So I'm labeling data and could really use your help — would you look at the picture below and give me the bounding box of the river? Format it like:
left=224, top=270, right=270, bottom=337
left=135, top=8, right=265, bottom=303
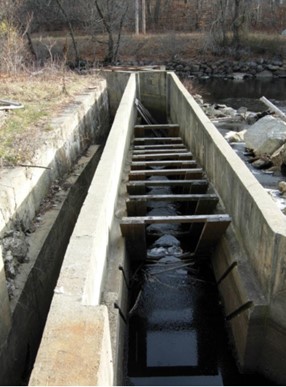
left=193, top=77, right=286, bottom=113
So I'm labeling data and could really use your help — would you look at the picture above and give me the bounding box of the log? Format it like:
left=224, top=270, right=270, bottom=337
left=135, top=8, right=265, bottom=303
left=260, top=96, right=286, bottom=122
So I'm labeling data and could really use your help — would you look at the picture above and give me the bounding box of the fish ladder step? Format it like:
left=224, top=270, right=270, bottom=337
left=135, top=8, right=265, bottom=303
left=134, top=124, right=180, bottom=138
left=130, top=160, right=197, bottom=170
left=129, top=168, right=204, bottom=180
left=126, top=179, right=209, bottom=195
left=132, top=152, right=193, bottom=161
left=126, top=194, right=219, bottom=216
left=120, top=215, right=231, bottom=261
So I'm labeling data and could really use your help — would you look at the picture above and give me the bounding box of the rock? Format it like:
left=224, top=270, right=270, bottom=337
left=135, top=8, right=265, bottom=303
left=190, top=64, right=200, bottom=72
left=281, top=29, right=286, bottom=36
left=221, top=107, right=237, bottom=117
left=256, top=70, right=273, bottom=78
left=244, top=115, right=286, bottom=156
left=225, top=130, right=246, bottom=142
left=152, top=234, right=181, bottom=247
left=271, top=143, right=286, bottom=166
left=266, top=64, right=280, bottom=71
left=233, top=72, right=247, bottom=80
left=251, top=156, right=272, bottom=169
left=278, top=181, right=286, bottom=194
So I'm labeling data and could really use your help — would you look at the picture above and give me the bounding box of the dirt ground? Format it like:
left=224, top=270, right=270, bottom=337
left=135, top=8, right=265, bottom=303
left=0, top=69, right=102, bottom=167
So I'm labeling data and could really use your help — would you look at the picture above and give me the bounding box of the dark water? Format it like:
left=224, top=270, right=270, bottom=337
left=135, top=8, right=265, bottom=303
left=125, top=184, right=275, bottom=386
left=193, top=78, right=286, bottom=113
left=126, top=257, right=273, bottom=386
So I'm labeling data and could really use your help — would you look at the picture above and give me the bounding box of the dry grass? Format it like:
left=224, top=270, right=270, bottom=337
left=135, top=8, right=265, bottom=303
left=0, top=68, right=101, bottom=166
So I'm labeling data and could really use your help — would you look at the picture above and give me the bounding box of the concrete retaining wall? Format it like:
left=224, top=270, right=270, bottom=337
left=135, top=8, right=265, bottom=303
left=29, top=73, right=138, bottom=386
left=168, top=71, right=286, bottom=383
left=0, top=80, right=110, bottom=384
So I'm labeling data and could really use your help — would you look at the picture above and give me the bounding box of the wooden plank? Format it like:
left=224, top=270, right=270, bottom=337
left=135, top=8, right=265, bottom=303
left=120, top=222, right=146, bottom=261
left=120, top=214, right=231, bottom=225
left=128, top=168, right=203, bottom=180
left=134, top=124, right=180, bottom=130
left=194, top=197, right=219, bottom=215
left=130, top=160, right=197, bottom=170
left=128, top=194, right=217, bottom=202
left=126, top=194, right=218, bottom=216
left=133, top=144, right=185, bottom=150
left=133, top=149, right=189, bottom=155
left=194, top=220, right=231, bottom=256
left=126, top=200, right=147, bottom=217
left=132, top=152, right=193, bottom=161
left=126, top=179, right=209, bottom=195
left=133, top=137, right=182, bottom=144
left=134, top=124, right=180, bottom=138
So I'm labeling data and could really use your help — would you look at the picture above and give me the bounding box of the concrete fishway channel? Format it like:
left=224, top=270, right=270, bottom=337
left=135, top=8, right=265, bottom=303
left=1, top=71, right=286, bottom=385
left=121, top=124, right=232, bottom=385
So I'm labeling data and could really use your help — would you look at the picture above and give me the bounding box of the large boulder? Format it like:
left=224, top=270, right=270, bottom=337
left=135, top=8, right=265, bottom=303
left=244, top=115, right=286, bottom=156
left=256, top=70, right=273, bottom=78
left=271, top=143, right=286, bottom=166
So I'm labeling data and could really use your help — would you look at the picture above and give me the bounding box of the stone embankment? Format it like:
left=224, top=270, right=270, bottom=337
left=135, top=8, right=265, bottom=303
left=166, top=58, right=286, bottom=79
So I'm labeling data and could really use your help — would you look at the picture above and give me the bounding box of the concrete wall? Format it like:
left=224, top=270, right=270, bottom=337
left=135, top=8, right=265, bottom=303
left=136, top=71, right=167, bottom=122
left=0, top=80, right=109, bottom=376
left=0, top=80, right=110, bottom=384
left=167, top=72, right=286, bottom=383
left=104, top=71, right=131, bottom=118
left=29, top=73, right=138, bottom=386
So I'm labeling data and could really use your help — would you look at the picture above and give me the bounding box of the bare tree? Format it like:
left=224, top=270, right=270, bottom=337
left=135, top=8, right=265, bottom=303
left=231, top=0, right=248, bottom=49
left=135, top=0, right=140, bottom=34
left=52, top=0, right=80, bottom=63
left=92, top=0, right=129, bottom=64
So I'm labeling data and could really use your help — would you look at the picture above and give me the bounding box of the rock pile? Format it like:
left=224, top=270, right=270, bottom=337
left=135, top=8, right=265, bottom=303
left=166, top=58, right=286, bottom=79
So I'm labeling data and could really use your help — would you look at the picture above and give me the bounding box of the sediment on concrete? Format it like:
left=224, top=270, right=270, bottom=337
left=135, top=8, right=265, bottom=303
left=0, top=80, right=110, bottom=385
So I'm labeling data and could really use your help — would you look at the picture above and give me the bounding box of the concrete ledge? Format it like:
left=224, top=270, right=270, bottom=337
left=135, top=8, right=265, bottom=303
left=0, top=80, right=109, bottom=358
left=30, top=73, right=137, bottom=385
left=29, top=302, right=113, bottom=386
left=0, top=79, right=109, bottom=235
left=167, top=72, right=286, bottom=380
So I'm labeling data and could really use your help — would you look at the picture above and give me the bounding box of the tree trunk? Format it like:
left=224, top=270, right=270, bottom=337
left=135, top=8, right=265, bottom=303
left=154, top=0, right=161, bottom=26
left=135, top=0, right=139, bottom=34
left=53, top=0, right=80, bottom=63
left=142, top=0, right=146, bottom=34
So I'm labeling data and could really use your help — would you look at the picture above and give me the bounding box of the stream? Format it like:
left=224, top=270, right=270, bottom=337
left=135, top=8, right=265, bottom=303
left=194, top=77, right=286, bottom=213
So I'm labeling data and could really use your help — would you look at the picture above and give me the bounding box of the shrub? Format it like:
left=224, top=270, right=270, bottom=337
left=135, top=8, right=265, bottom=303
left=0, top=19, right=30, bottom=73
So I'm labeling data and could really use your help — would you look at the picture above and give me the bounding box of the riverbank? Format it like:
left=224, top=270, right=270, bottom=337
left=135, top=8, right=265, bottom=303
left=166, top=57, right=286, bottom=80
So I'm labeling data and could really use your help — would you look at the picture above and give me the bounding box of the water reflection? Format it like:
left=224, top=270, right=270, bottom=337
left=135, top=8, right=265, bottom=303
left=193, top=78, right=286, bottom=112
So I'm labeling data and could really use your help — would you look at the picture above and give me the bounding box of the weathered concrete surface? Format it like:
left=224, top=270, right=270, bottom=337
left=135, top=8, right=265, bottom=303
left=168, top=71, right=286, bottom=382
left=136, top=71, right=167, bottom=122
left=0, top=80, right=110, bottom=384
left=0, top=248, right=11, bottom=349
left=30, top=302, right=112, bottom=386
left=0, top=80, right=109, bottom=349
left=0, top=145, right=103, bottom=385
left=29, top=73, right=138, bottom=386
left=0, top=79, right=109, bottom=235
left=104, top=71, right=130, bottom=118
